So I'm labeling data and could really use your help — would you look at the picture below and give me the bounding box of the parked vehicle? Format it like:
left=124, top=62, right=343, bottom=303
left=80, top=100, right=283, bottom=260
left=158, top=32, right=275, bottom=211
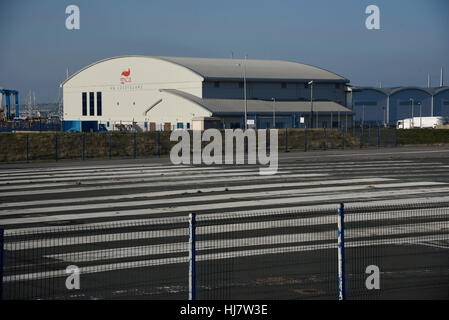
left=396, top=116, right=449, bottom=129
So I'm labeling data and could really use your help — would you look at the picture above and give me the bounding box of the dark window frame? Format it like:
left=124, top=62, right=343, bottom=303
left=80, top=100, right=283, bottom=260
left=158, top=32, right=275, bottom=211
left=96, top=92, right=102, bottom=116
left=82, top=92, right=87, bottom=116
left=89, top=92, right=95, bottom=116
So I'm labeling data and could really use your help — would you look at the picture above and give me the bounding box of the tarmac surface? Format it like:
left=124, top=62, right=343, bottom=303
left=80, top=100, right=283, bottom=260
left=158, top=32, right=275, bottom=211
left=0, top=145, right=448, bottom=300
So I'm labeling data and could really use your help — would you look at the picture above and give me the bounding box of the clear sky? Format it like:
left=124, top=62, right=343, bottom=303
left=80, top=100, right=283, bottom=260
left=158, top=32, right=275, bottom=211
left=1, top=0, right=448, bottom=103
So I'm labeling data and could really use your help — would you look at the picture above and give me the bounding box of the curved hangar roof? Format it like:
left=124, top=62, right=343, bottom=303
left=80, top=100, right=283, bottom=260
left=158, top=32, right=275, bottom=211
left=61, top=55, right=349, bottom=85
left=158, top=56, right=348, bottom=82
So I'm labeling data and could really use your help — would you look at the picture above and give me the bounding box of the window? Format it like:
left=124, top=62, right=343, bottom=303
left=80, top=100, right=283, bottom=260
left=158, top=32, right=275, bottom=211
left=186, top=123, right=190, bottom=129
left=281, top=82, right=287, bottom=89
left=82, top=92, right=87, bottom=116
left=89, top=92, right=95, bottom=116
left=96, top=92, right=102, bottom=116
left=238, top=82, right=244, bottom=88
left=214, top=81, right=220, bottom=88
left=177, top=122, right=184, bottom=129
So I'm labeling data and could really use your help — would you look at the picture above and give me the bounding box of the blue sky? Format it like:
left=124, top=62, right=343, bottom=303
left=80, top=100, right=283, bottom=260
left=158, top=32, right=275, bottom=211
left=0, top=0, right=448, bottom=103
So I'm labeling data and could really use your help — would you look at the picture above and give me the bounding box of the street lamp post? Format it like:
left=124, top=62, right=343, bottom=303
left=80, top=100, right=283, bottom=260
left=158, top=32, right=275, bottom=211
left=308, top=80, right=314, bottom=128
left=244, top=54, right=248, bottom=129
left=236, top=55, right=248, bottom=129
left=271, top=97, right=276, bottom=128
left=409, top=98, right=414, bottom=128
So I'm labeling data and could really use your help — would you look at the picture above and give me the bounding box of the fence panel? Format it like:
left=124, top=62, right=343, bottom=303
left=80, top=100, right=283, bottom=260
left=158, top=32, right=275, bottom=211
left=0, top=133, right=27, bottom=162
left=58, top=133, right=83, bottom=161
left=27, top=132, right=55, bottom=161
left=85, top=132, right=108, bottom=159
left=195, top=208, right=338, bottom=300
left=2, top=218, right=189, bottom=300
left=344, top=202, right=449, bottom=300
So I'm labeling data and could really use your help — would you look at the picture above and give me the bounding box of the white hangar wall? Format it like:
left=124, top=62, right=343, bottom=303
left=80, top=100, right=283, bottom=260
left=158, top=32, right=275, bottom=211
left=146, top=91, right=212, bottom=130
left=61, top=56, right=204, bottom=129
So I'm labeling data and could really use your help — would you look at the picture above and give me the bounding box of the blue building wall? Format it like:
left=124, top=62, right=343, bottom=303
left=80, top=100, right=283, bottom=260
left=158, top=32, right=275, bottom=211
left=434, top=89, right=449, bottom=117
left=352, top=89, right=387, bottom=124
left=352, top=87, right=449, bottom=125
left=62, top=120, right=99, bottom=132
left=389, top=89, right=432, bottom=123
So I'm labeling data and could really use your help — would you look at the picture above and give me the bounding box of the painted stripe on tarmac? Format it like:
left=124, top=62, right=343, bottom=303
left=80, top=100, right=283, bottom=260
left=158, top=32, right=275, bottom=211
left=0, top=162, right=441, bottom=184
left=44, top=220, right=448, bottom=263
left=6, top=208, right=448, bottom=250
left=0, top=177, right=395, bottom=209
left=0, top=172, right=324, bottom=196
left=6, top=205, right=447, bottom=236
left=0, top=181, right=443, bottom=216
left=2, top=187, right=449, bottom=226
left=4, top=233, right=448, bottom=282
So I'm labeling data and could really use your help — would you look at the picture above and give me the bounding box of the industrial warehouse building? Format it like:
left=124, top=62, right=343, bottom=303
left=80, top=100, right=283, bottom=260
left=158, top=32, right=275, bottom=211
left=350, top=86, right=449, bottom=125
left=60, top=55, right=354, bottom=131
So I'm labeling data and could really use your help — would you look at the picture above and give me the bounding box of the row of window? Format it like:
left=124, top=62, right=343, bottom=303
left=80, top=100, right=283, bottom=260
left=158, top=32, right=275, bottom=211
left=82, top=92, right=102, bottom=116
left=212, top=82, right=341, bottom=89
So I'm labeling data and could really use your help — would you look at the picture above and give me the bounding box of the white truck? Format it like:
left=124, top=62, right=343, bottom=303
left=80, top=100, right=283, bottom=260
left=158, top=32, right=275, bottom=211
left=396, top=116, right=449, bottom=129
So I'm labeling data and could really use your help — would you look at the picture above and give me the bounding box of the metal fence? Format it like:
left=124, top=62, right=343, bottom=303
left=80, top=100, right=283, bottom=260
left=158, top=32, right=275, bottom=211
left=0, top=120, right=61, bottom=132
left=0, top=127, right=398, bottom=163
left=1, top=201, right=448, bottom=300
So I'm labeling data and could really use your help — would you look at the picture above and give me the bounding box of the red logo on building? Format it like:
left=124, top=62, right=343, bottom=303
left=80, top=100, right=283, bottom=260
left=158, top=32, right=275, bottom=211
left=120, top=68, right=131, bottom=83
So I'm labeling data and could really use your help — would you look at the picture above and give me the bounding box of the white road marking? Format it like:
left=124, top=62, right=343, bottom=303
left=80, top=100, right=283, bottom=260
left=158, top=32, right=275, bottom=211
left=4, top=234, right=448, bottom=282
left=2, top=186, right=449, bottom=226
left=1, top=177, right=395, bottom=209
left=2, top=181, right=443, bottom=216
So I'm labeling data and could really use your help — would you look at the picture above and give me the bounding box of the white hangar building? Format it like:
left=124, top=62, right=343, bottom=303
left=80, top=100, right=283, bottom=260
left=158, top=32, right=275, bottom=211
left=60, top=55, right=354, bottom=132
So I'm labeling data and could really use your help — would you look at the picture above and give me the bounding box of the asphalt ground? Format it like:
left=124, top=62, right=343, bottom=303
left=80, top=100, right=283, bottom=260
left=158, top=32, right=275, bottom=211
left=0, top=145, right=448, bottom=300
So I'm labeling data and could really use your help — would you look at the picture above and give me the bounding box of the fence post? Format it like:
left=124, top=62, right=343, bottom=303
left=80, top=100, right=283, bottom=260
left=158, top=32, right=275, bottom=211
left=368, top=124, right=372, bottom=146
left=109, top=132, right=112, bottom=160
left=338, top=203, right=346, bottom=300
left=55, top=133, right=58, bottom=162
left=323, top=127, right=327, bottom=151
left=26, top=134, right=29, bottom=163
left=341, top=127, right=344, bottom=150
left=359, top=125, right=363, bottom=149
left=189, top=213, right=196, bottom=300
left=157, top=131, right=161, bottom=158
left=394, top=128, right=398, bottom=148
left=266, top=128, right=270, bottom=151
left=133, top=131, right=137, bottom=159
left=304, top=127, right=308, bottom=152
left=82, top=133, right=86, bottom=160
left=0, top=228, right=4, bottom=301
left=285, top=127, right=288, bottom=152
left=377, top=125, right=380, bottom=148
